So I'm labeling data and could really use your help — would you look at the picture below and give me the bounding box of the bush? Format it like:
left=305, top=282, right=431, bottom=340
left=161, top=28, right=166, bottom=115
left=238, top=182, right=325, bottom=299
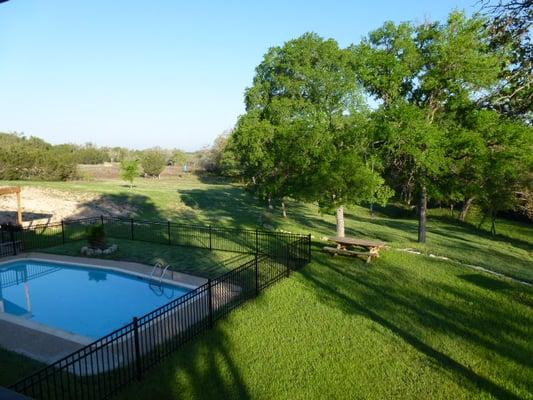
left=0, top=133, right=78, bottom=181
left=86, top=225, right=106, bottom=249
left=141, top=150, right=166, bottom=177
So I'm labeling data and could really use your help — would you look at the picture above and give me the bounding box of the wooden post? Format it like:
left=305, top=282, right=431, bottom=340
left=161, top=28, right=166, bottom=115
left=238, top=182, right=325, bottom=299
left=16, top=189, right=22, bottom=225
left=0, top=186, right=23, bottom=226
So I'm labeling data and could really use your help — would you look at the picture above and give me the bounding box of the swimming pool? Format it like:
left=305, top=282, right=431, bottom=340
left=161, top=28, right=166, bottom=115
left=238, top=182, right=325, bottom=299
left=0, top=259, right=192, bottom=339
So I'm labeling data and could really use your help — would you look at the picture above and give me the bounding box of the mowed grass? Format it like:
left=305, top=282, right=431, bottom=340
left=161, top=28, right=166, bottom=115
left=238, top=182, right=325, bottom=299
left=116, top=249, right=533, bottom=400
left=1, top=175, right=532, bottom=398
left=2, top=175, right=532, bottom=282
left=42, top=239, right=248, bottom=278
left=0, top=348, right=45, bottom=387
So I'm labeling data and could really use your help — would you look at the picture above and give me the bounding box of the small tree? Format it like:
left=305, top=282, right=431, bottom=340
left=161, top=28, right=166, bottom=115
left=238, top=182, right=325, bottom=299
left=120, top=159, right=139, bottom=188
left=141, top=149, right=166, bottom=178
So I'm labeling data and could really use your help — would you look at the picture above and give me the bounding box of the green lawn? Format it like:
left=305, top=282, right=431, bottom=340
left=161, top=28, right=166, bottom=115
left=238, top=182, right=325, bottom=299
left=1, top=176, right=532, bottom=399
left=41, top=239, right=249, bottom=278
left=117, top=249, right=533, bottom=400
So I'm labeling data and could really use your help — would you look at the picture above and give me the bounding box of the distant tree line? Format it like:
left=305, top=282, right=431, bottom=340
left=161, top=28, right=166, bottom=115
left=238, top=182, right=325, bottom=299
left=0, top=131, right=232, bottom=181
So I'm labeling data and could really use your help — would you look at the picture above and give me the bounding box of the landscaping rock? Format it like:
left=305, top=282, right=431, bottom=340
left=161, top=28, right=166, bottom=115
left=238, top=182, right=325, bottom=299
left=80, top=243, right=118, bottom=256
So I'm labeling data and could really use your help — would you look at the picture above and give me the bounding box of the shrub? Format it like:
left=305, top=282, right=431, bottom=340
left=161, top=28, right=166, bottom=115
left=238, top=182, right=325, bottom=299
left=86, top=225, right=107, bottom=249
left=141, top=150, right=166, bottom=177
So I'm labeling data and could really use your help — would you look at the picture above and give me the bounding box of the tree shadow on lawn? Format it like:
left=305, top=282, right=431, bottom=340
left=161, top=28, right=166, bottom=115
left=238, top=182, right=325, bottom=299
left=118, top=326, right=250, bottom=400
left=179, top=187, right=265, bottom=228
left=429, top=215, right=533, bottom=253
left=351, top=213, right=533, bottom=280
left=42, top=192, right=247, bottom=278
left=69, top=192, right=159, bottom=220
left=458, top=274, right=515, bottom=291
left=299, top=252, right=533, bottom=399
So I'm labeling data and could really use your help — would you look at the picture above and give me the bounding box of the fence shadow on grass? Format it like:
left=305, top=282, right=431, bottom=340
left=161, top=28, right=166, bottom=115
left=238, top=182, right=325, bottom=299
left=0, top=211, right=54, bottom=227
left=117, top=327, right=250, bottom=400
left=299, top=251, right=532, bottom=399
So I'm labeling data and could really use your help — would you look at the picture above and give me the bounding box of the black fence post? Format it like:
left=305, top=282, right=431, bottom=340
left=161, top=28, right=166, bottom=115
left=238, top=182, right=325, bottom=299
left=61, top=220, right=65, bottom=244
left=133, top=317, right=142, bottom=381
left=130, top=219, right=135, bottom=241
left=308, top=234, right=312, bottom=263
left=101, top=215, right=104, bottom=226
left=209, top=225, right=212, bottom=251
left=19, top=228, right=24, bottom=253
left=255, top=228, right=259, bottom=255
left=9, top=229, right=16, bottom=255
left=167, top=221, right=171, bottom=245
left=207, top=279, right=213, bottom=328
left=285, top=243, right=290, bottom=277
left=255, top=254, right=260, bottom=296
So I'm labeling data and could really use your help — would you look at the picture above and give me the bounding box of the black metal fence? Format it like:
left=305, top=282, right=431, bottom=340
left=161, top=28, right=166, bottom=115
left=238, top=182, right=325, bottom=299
left=3, top=217, right=311, bottom=400
left=0, top=216, right=311, bottom=264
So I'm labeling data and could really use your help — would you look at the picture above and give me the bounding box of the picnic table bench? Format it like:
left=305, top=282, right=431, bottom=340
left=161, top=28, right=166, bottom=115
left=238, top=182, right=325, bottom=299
left=323, top=236, right=387, bottom=263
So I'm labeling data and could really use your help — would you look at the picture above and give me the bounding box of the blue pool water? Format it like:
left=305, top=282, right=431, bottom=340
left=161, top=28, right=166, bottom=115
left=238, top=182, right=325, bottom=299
left=0, top=259, right=191, bottom=339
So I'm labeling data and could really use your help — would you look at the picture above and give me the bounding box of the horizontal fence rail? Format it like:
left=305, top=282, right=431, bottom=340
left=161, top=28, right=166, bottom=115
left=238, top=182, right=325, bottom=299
left=3, top=217, right=311, bottom=400
left=1, top=216, right=311, bottom=263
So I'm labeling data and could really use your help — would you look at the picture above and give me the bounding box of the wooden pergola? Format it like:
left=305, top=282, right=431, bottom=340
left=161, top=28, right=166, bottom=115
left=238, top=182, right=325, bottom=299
left=0, top=186, right=23, bottom=225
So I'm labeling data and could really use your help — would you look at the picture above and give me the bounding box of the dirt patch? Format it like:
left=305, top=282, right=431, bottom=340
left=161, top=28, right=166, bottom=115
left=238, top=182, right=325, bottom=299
left=0, top=187, right=136, bottom=227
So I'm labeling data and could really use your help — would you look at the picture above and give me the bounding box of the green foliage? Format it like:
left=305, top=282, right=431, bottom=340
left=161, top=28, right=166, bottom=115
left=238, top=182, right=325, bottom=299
left=470, top=111, right=533, bottom=231
left=141, top=149, right=167, bottom=177
left=76, top=143, right=110, bottom=164
left=231, top=33, right=389, bottom=218
left=481, top=0, right=532, bottom=121
left=120, top=159, right=140, bottom=188
left=198, top=132, right=237, bottom=175
left=171, top=149, right=188, bottom=166
left=0, top=133, right=78, bottom=181
left=86, top=224, right=107, bottom=249
left=353, top=11, right=508, bottom=240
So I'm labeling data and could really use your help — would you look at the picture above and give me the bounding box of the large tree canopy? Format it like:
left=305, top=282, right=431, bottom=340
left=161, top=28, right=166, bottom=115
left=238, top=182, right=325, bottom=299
left=227, top=9, right=531, bottom=241
left=354, top=11, right=505, bottom=242
left=229, top=33, right=389, bottom=235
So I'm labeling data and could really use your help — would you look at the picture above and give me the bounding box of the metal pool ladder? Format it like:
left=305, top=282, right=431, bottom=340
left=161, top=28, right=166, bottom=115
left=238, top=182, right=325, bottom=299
left=150, top=261, right=171, bottom=284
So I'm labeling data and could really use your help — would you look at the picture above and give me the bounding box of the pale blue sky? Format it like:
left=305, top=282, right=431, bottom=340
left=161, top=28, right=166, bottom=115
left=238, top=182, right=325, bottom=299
left=0, top=0, right=477, bottom=151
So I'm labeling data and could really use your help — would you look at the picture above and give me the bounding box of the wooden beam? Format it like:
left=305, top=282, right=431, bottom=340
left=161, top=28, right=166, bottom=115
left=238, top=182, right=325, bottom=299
left=0, top=186, right=21, bottom=196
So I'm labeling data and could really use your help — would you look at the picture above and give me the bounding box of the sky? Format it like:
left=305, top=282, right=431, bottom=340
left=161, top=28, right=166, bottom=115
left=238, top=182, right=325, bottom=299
left=0, top=0, right=477, bottom=151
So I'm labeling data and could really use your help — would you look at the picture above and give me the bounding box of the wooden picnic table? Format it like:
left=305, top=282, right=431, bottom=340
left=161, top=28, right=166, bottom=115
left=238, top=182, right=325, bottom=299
left=323, top=236, right=387, bottom=263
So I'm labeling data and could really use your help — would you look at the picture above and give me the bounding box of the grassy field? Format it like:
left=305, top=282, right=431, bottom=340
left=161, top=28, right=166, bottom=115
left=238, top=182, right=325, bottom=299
left=1, top=175, right=532, bottom=399
left=42, top=239, right=250, bottom=278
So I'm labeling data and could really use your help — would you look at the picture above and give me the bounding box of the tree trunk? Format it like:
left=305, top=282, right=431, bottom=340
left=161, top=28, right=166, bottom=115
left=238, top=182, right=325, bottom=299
left=281, top=200, right=287, bottom=218
left=477, top=213, right=487, bottom=230
left=459, top=197, right=474, bottom=222
left=418, top=186, right=427, bottom=243
left=336, top=206, right=345, bottom=237
left=491, top=212, right=497, bottom=236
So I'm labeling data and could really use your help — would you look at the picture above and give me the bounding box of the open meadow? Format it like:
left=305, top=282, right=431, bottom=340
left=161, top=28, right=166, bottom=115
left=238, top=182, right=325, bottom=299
left=1, top=174, right=532, bottom=399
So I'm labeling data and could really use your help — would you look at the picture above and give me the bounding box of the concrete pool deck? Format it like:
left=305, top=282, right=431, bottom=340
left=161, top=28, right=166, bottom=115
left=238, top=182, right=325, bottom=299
left=0, top=252, right=208, bottom=364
